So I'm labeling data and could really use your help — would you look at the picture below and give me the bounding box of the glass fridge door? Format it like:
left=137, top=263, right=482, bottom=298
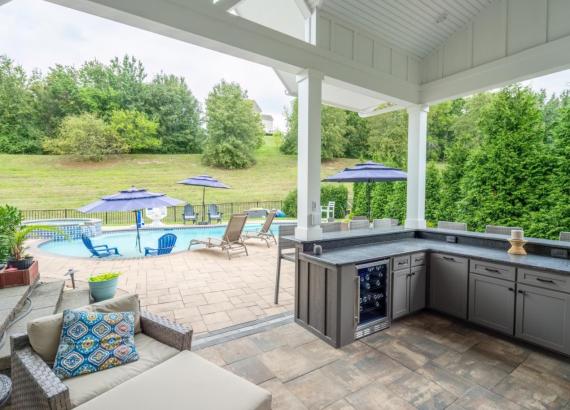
left=357, top=261, right=388, bottom=325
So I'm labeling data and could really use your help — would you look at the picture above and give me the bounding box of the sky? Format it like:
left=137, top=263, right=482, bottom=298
left=1, top=0, right=570, bottom=131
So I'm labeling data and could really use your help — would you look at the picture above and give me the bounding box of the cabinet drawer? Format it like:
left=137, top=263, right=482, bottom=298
left=393, top=255, right=410, bottom=270
left=471, top=259, right=516, bottom=281
left=518, top=268, right=570, bottom=293
left=411, top=253, right=425, bottom=267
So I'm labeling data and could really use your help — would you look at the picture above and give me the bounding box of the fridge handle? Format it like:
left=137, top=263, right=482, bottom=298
left=354, top=276, right=360, bottom=328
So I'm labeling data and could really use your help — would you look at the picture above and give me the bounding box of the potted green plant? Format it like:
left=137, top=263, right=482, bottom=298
left=7, top=225, right=63, bottom=270
left=88, top=272, right=121, bottom=302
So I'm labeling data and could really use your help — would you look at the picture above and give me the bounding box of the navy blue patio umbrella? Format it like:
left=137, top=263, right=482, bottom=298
left=79, top=187, right=185, bottom=252
left=323, top=161, right=407, bottom=220
left=177, top=176, right=230, bottom=223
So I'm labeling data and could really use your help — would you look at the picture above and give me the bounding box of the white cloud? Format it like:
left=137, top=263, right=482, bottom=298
left=0, top=0, right=293, bottom=130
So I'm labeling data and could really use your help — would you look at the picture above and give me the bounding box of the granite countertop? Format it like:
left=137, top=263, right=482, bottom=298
left=300, top=238, right=570, bottom=275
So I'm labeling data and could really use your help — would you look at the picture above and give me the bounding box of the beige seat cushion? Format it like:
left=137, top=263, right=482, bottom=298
left=65, top=333, right=179, bottom=407
left=76, top=350, right=272, bottom=410
left=27, top=294, right=141, bottom=363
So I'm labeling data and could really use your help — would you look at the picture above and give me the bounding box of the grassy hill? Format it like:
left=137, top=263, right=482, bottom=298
left=0, top=136, right=356, bottom=210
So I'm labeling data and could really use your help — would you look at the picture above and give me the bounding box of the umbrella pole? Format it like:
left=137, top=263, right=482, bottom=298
left=136, top=210, right=142, bottom=253
left=202, top=186, right=206, bottom=224
left=367, top=182, right=372, bottom=221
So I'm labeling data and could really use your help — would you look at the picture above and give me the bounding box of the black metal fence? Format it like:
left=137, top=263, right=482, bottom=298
left=21, top=200, right=284, bottom=225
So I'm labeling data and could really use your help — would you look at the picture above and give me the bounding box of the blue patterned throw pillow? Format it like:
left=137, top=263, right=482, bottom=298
left=53, top=309, right=139, bottom=380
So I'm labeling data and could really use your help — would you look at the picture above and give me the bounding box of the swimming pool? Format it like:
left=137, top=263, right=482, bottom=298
left=39, top=224, right=266, bottom=258
left=23, top=218, right=102, bottom=240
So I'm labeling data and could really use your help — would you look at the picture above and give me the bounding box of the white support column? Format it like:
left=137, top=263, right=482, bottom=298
left=295, top=69, right=323, bottom=241
left=405, top=104, right=429, bottom=229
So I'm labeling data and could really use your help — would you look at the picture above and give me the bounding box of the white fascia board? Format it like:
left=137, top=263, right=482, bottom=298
left=358, top=105, right=405, bottom=118
left=214, top=0, right=245, bottom=11
left=47, top=0, right=419, bottom=105
left=421, top=35, right=570, bottom=104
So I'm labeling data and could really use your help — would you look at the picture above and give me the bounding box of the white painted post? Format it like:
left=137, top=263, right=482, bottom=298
left=295, top=69, right=323, bottom=241
left=405, top=104, right=429, bottom=229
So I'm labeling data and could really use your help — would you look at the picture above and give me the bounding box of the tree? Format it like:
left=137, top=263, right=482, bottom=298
left=144, top=74, right=203, bottom=153
left=366, top=110, right=407, bottom=167
left=427, top=99, right=465, bottom=161
left=458, top=86, right=551, bottom=231
left=43, top=113, right=127, bottom=161
left=33, top=64, right=83, bottom=138
left=280, top=98, right=348, bottom=160
left=0, top=56, right=42, bottom=153
left=343, top=111, right=370, bottom=158
left=202, top=80, right=264, bottom=169
left=108, top=109, right=160, bottom=153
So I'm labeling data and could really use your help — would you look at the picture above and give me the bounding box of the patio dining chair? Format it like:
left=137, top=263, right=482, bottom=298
left=182, top=204, right=198, bottom=224
left=208, top=204, right=223, bottom=224
left=485, top=225, right=523, bottom=235
left=438, top=221, right=468, bottom=231
left=144, top=233, right=177, bottom=256
left=244, top=210, right=277, bottom=247
left=189, top=213, right=248, bottom=259
left=275, top=224, right=296, bottom=304
left=560, top=232, right=570, bottom=241
left=81, top=234, right=120, bottom=258
left=321, top=201, right=335, bottom=221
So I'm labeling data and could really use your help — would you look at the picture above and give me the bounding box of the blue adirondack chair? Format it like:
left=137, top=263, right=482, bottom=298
left=182, top=204, right=198, bottom=224
left=208, top=204, right=223, bottom=224
left=81, top=235, right=120, bottom=258
left=144, top=233, right=177, bottom=256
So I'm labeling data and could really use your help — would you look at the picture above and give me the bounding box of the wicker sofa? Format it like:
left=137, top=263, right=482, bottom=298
left=10, top=294, right=272, bottom=410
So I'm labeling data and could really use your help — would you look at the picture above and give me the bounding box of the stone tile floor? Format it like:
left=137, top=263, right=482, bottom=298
left=31, top=238, right=295, bottom=337
left=197, top=311, right=570, bottom=410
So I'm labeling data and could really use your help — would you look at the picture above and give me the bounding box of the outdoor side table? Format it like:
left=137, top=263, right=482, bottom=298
left=0, top=374, right=11, bottom=408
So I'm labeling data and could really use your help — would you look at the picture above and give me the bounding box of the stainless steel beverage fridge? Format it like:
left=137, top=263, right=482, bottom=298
left=354, top=259, right=391, bottom=339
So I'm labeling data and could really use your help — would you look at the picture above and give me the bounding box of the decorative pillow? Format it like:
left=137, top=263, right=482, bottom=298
left=53, top=309, right=139, bottom=380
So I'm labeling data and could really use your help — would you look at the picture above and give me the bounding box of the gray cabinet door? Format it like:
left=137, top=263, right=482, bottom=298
left=429, top=253, right=468, bottom=319
left=469, top=273, right=515, bottom=335
left=392, top=268, right=410, bottom=320
left=410, top=265, right=426, bottom=313
left=516, top=284, right=570, bottom=354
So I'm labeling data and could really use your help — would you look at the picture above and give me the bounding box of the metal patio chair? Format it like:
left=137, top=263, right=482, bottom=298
left=438, top=221, right=468, bottom=231
left=485, top=225, right=523, bottom=235
left=274, top=224, right=296, bottom=304
left=189, top=213, right=248, bottom=259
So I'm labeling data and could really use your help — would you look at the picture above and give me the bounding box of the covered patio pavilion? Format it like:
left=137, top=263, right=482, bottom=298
left=5, top=1, right=570, bottom=409
left=17, top=0, right=570, bottom=241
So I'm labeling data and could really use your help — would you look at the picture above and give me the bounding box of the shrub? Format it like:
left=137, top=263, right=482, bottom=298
left=0, top=205, right=22, bottom=264
left=43, top=113, right=128, bottom=161
left=282, top=185, right=348, bottom=219
left=89, top=272, right=121, bottom=282
left=108, top=109, right=160, bottom=153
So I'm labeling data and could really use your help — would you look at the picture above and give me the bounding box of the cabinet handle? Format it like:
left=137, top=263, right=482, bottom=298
left=508, top=287, right=514, bottom=292
left=536, top=278, right=555, bottom=284
left=442, top=256, right=455, bottom=262
left=518, top=290, right=526, bottom=295
left=484, top=267, right=501, bottom=274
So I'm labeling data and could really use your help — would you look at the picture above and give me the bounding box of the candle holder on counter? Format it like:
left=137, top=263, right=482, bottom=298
left=508, top=229, right=527, bottom=255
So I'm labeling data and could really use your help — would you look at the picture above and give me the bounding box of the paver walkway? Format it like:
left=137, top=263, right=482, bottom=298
left=197, top=311, right=570, bottom=410
left=31, top=239, right=295, bottom=337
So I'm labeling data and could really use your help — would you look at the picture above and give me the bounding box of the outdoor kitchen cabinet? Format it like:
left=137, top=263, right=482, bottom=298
left=469, top=273, right=515, bottom=335
left=515, top=283, right=570, bottom=355
left=392, top=265, right=426, bottom=320
left=429, top=253, right=468, bottom=319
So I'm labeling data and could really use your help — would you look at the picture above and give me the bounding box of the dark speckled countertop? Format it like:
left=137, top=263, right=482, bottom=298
left=300, top=238, right=570, bottom=275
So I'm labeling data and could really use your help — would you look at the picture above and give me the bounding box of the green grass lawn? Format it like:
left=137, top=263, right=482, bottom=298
left=0, top=136, right=356, bottom=210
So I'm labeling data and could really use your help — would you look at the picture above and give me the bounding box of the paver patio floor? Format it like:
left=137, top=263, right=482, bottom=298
left=197, top=311, right=570, bottom=410
left=31, top=239, right=295, bottom=336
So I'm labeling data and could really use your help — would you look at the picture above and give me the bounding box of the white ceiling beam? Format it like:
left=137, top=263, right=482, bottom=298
left=358, top=104, right=404, bottom=118
left=294, top=0, right=312, bottom=19
left=420, top=35, right=570, bottom=104
left=46, top=0, right=419, bottom=105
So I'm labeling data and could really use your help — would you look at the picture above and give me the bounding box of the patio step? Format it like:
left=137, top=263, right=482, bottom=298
left=0, top=280, right=65, bottom=371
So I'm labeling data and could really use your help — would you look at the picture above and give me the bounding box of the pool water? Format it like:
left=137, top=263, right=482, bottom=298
left=39, top=224, right=265, bottom=258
